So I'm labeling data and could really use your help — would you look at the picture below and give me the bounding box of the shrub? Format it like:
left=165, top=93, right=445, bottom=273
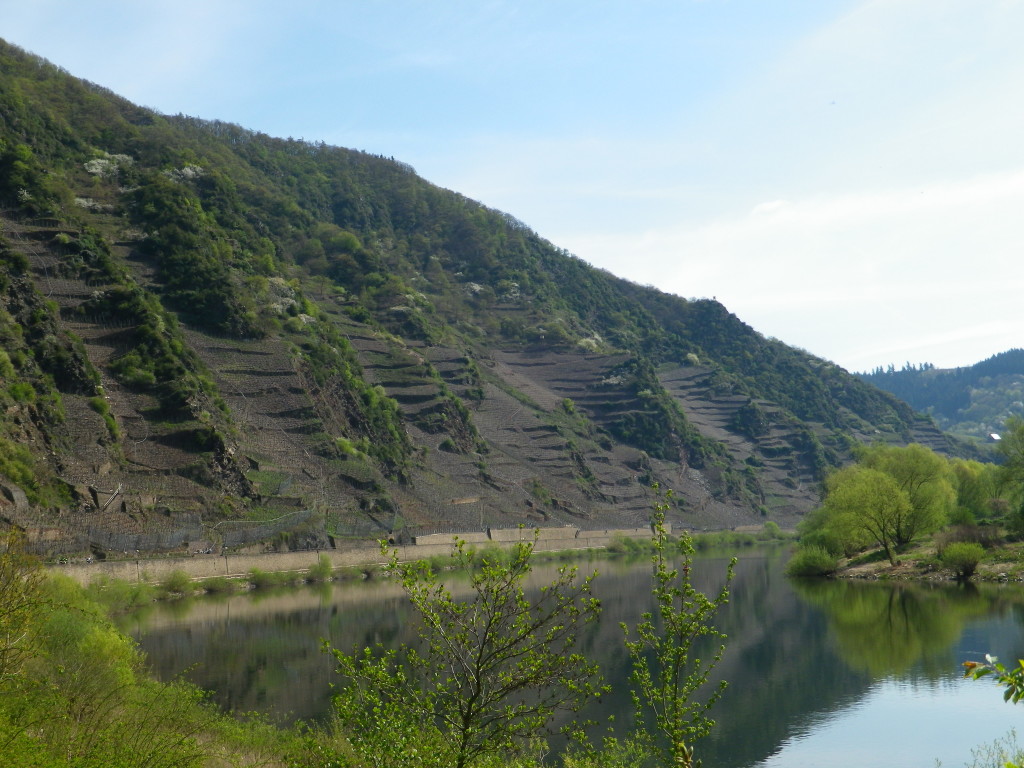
left=785, top=546, right=839, bottom=578
left=198, top=576, right=239, bottom=594
left=160, top=569, right=194, bottom=596
left=248, top=568, right=296, bottom=588
left=306, top=554, right=333, bottom=582
left=935, top=524, right=1000, bottom=550
left=84, top=575, right=156, bottom=612
left=940, top=542, right=986, bottom=580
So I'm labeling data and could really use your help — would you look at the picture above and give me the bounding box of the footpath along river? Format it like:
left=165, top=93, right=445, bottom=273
left=124, top=548, right=1024, bottom=767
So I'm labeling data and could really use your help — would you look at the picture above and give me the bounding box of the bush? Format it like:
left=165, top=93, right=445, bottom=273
left=85, top=575, right=156, bottom=612
left=198, top=576, right=240, bottom=594
left=606, top=535, right=653, bottom=556
left=935, top=524, right=1000, bottom=550
left=940, top=541, right=986, bottom=580
left=160, top=569, right=194, bottom=596
left=248, top=568, right=296, bottom=588
left=785, top=546, right=839, bottom=577
left=306, top=554, right=333, bottom=582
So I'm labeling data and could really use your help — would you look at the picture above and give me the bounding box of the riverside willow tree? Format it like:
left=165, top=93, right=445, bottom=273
left=856, top=443, right=955, bottom=541
left=798, top=444, right=954, bottom=565
left=816, top=465, right=913, bottom=566
left=326, top=537, right=605, bottom=768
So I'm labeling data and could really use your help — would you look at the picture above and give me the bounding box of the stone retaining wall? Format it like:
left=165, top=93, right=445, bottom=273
left=51, top=526, right=663, bottom=585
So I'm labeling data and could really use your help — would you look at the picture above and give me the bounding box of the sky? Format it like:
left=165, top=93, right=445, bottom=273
left=3, top=0, right=1023, bottom=373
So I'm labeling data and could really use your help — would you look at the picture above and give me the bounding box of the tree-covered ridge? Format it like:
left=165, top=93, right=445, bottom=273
left=858, top=349, right=1024, bottom=441
left=0, top=38, right=962, bottom=552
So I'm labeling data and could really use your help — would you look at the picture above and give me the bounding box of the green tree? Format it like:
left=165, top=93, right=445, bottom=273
left=819, top=465, right=912, bottom=565
left=621, top=492, right=735, bottom=768
left=997, top=415, right=1024, bottom=529
left=951, top=458, right=998, bottom=524
left=857, top=443, right=955, bottom=546
left=998, top=415, right=1024, bottom=479
left=327, top=537, right=604, bottom=768
left=0, top=531, right=44, bottom=684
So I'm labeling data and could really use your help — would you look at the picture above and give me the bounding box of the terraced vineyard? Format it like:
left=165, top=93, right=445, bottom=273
left=0, top=39, right=967, bottom=556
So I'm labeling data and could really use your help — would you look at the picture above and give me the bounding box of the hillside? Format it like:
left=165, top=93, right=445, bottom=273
left=858, top=350, right=1024, bottom=442
left=0, top=39, right=958, bottom=556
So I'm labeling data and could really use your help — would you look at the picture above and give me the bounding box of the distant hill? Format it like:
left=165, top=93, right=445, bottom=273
left=0, top=39, right=963, bottom=556
left=857, top=349, right=1024, bottom=441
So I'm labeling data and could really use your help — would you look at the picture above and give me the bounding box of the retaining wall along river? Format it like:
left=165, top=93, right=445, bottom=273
left=51, top=525, right=658, bottom=585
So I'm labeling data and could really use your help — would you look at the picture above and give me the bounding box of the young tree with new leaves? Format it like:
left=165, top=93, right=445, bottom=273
left=622, top=489, right=735, bottom=768
left=327, top=536, right=604, bottom=768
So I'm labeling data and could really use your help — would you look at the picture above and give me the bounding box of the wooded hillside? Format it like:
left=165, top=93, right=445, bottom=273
left=0, top=39, right=959, bottom=555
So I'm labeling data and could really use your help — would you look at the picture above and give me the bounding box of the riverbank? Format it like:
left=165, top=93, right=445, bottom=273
left=836, top=538, right=1024, bottom=582
left=49, top=523, right=784, bottom=586
left=49, top=524, right=660, bottom=585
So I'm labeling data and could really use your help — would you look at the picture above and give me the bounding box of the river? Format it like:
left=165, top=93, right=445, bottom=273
left=123, top=547, right=1024, bottom=767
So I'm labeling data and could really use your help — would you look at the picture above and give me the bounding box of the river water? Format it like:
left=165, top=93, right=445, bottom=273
left=124, top=548, right=1024, bottom=767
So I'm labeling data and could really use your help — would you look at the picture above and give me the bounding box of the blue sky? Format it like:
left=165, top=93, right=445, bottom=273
left=4, top=0, right=1023, bottom=372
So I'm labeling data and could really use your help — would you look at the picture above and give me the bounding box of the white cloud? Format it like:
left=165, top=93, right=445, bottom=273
left=562, top=168, right=1024, bottom=370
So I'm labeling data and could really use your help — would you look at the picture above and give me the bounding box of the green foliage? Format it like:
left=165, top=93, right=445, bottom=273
left=939, top=541, right=986, bottom=580
left=79, top=285, right=224, bottom=418
left=998, top=416, right=1024, bottom=509
left=621, top=490, right=735, bottom=768
left=857, top=443, right=956, bottom=540
left=599, top=359, right=715, bottom=465
left=802, top=444, right=955, bottom=566
left=964, top=655, right=1024, bottom=768
left=961, top=730, right=1024, bottom=768
left=327, top=537, right=604, bottom=768
left=860, top=349, right=1024, bottom=440
left=131, top=172, right=263, bottom=337
left=297, top=321, right=412, bottom=472
left=249, top=567, right=299, bottom=588
left=0, top=531, right=45, bottom=683
left=198, top=576, right=242, bottom=594
left=84, top=575, right=157, bottom=613
left=0, top=435, right=44, bottom=505
left=0, top=554, right=296, bottom=767
left=818, top=465, right=911, bottom=565
left=160, top=569, right=195, bottom=596
left=89, top=395, right=121, bottom=440
left=785, top=545, right=840, bottom=577
left=307, top=553, right=334, bottom=581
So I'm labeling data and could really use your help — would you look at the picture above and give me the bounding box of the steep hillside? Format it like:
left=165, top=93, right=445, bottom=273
left=0, top=39, right=957, bottom=556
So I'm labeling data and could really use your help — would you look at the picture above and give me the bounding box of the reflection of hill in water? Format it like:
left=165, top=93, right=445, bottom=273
left=692, top=554, right=870, bottom=768
left=129, top=552, right=1024, bottom=767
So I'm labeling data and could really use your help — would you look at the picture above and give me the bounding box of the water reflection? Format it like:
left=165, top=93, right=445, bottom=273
left=127, top=551, right=1024, bottom=767
left=790, top=579, right=993, bottom=678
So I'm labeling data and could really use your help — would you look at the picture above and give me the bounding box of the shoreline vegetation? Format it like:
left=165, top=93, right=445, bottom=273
left=822, top=535, right=1024, bottom=583
left=50, top=523, right=788, bottom=599
left=1, top=514, right=744, bottom=768
left=785, top=436, right=1024, bottom=585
